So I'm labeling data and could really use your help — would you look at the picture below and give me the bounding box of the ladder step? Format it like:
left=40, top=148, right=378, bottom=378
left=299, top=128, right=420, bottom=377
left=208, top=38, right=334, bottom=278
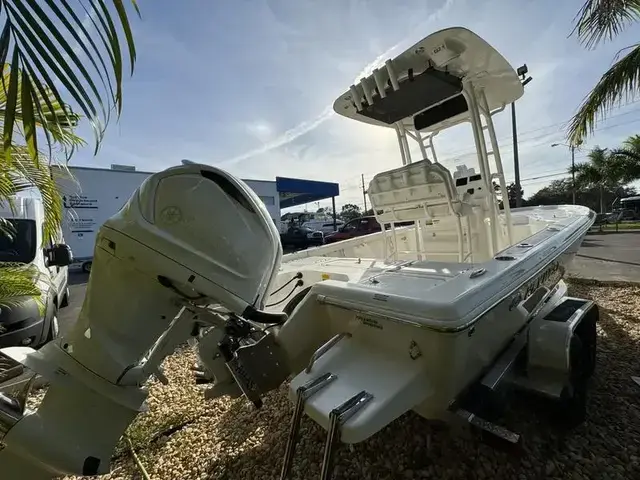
left=320, top=391, right=374, bottom=480
left=280, top=373, right=337, bottom=480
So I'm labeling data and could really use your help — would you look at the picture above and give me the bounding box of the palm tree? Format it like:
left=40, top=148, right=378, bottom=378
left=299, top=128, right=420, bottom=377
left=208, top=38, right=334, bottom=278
left=611, top=133, right=640, bottom=181
left=567, top=1, right=640, bottom=146
left=0, top=1, right=139, bottom=301
left=571, top=146, right=631, bottom=213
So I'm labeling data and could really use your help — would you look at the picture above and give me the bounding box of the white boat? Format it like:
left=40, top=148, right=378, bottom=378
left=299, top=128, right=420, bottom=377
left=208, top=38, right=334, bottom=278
left=197, top=26, right=599, bottom=479
left=0, top=26, right=599, bottom=480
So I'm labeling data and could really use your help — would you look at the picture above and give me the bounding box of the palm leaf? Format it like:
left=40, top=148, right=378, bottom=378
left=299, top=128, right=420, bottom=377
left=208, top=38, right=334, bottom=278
left=566, top=44, right=640, bottom=146
left=0, top=63, right=87, bottom=161
left=571, top=0, right=640, bottom=49
left=0, top=0, right=139, bottom=160
left=0, top=146, right=69, bottom=246
left=0, top=263, right=49, bottom=315
left=610, top=147, right=640, bottom=182
left=622, top=133, right=640, bottom=150
left=571, top=146, right=637, bottom=189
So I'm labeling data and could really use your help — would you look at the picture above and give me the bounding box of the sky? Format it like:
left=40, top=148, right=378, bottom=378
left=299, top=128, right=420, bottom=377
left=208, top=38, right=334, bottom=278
left=67, top=0, right=640, bottom=213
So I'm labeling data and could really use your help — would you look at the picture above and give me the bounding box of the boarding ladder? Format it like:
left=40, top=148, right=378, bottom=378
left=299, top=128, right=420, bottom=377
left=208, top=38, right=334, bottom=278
left=279, top=368, right=374, bottom=480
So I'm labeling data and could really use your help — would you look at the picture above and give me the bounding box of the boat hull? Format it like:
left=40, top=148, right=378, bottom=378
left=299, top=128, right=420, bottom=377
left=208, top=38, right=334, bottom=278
left=276, top=206, right=594, bottom=443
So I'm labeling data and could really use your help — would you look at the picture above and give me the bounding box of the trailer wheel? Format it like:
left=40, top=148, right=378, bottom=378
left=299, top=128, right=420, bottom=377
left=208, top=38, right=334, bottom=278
left=555, top=335, right=589, bottom=429
left=576, top=312, right=597, bottom=379
left=82, top=261, right=92, bottom=273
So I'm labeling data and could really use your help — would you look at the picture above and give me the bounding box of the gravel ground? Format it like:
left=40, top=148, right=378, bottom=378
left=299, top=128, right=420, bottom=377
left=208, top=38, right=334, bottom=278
left=20, top=282, right=639, bottom=480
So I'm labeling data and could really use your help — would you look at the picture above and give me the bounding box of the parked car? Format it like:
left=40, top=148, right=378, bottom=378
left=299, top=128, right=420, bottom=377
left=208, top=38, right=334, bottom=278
left=606, top=209, right=638, bottom=223
left=325, top=216, right=416, bottom=244
left=280, top=226, right=324, bottom=250
left=325, top=216, right=382, bottom=243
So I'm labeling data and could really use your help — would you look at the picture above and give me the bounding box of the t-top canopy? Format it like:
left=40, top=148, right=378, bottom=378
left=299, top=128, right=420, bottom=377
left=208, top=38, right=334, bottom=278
left=332, top=27, right=524, bottom=133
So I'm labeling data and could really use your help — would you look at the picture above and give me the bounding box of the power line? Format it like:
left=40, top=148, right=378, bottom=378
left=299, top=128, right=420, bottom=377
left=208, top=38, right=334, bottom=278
left=340, top=112, right=640, bottom=189
left=521, top=171, right=568, bottom=183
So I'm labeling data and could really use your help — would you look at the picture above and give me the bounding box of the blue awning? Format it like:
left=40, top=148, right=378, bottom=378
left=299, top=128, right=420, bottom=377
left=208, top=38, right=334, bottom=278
left=276, top=176, right=340, bottom=209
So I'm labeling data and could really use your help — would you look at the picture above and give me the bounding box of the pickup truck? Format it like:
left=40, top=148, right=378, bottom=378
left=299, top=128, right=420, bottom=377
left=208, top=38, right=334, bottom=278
left=280, top=226, right=324, bottom=250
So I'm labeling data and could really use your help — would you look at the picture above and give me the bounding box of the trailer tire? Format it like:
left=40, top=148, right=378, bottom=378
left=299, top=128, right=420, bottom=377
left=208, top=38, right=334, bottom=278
left=577, top=313, right=597, bottom=379
left=38, top=303, right=59, bottom=348
left=60, top=287, right=70, bottom=308
left=555, top=335, right=588, bottom=429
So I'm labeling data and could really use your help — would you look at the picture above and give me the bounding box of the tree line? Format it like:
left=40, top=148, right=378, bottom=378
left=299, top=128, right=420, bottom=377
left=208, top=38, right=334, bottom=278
left=505, top=134, right=640, bottom=213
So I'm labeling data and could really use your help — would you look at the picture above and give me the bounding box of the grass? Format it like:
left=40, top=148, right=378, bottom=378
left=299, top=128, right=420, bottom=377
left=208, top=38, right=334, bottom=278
left=599, top=222, right=640, bottom=230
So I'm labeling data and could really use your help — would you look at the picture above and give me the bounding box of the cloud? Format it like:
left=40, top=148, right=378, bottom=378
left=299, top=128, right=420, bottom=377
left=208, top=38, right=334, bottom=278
left=218, top=0, right=457, bottom=168
left=217, top=41, right=404, bottom=168
left=65, top=0, right=640, bottom=211
left=245, top=120, right=275, bottom=142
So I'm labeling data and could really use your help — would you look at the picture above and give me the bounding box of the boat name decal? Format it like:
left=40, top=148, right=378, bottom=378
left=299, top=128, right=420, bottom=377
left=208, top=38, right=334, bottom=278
left=511, top=261, right=564, bottom=311
left=356, top=314, right=383, bottom=330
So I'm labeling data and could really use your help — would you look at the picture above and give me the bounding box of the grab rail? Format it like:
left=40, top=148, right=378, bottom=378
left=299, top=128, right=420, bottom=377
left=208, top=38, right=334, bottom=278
left=305, top=332, right=352, bottom=374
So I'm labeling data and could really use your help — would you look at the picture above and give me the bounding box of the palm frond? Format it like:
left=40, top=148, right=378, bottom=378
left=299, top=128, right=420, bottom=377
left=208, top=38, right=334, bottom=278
left=611, top=146, right=640, bottom=160
left=571, top=0, right=640, bottom=49
left=0, top=63, right=86, bottom=161
left=571, top=145, right=639, bottom=189
left=0, top=0, right=139, bottom=161
left=566, top=44, right=640, bottom=146
left=572, top=162, right=603, bottom=188
left=0, top=147, right=67, bottom=245
left=0, top=263, right=48, bottom=314
left=611, top=147, right=640, bottom=181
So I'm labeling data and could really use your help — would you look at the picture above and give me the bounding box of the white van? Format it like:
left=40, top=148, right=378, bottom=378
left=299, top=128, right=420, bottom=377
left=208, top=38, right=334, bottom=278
left=301, top=218, right=344, bottom=235
left=0, top=195, right=73, bottom=348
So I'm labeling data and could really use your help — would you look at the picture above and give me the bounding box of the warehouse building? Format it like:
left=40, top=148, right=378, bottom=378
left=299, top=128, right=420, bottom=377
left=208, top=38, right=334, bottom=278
left=52, top=163, right=340, bottom=271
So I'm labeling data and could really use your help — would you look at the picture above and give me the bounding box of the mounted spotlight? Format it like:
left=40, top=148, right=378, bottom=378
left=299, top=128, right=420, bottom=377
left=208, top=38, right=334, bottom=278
left=516, top=64, right=528, bottom=77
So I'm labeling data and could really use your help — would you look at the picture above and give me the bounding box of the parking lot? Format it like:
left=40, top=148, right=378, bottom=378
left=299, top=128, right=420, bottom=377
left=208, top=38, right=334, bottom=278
left=568, top=232, right=640, bottom=283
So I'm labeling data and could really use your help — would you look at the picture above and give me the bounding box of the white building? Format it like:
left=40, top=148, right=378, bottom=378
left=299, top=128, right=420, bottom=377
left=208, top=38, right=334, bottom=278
left=52, top=164, right=339, bottom=271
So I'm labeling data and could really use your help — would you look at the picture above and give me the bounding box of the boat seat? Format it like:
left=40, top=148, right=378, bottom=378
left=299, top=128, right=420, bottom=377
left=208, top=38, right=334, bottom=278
left=368, top=159, right=472, bottom=224
left=367, top=159, right=490, bottom=262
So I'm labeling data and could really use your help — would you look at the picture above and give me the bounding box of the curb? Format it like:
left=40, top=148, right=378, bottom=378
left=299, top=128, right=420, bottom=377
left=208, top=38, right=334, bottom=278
left=588, top=229, right=640, bottom=234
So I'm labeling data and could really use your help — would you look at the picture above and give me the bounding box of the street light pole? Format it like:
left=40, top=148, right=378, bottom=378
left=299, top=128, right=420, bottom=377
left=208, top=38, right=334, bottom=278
left=511, top=64, right=532, bottom=209
left=551, top=142, right=578, bottom=205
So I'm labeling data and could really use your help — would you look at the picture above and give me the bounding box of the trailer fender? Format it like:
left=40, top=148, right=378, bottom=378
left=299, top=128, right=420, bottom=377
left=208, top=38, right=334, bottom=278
left=527, top=297, right=599, bottom=376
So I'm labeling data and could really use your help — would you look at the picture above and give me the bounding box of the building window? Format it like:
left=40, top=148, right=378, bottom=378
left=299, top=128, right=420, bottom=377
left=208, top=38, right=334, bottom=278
left=259, top=195, right=275, bottom=206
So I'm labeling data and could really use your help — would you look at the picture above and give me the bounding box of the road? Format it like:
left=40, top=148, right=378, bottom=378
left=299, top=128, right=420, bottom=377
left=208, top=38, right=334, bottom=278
left=59, top=271, right=89, bottom=336
left=567, top=232, right=640, bottom=283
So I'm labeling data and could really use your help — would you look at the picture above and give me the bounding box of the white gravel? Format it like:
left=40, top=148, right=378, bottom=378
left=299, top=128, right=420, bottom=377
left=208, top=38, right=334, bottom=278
left=22, top=282, right=639, bottom=479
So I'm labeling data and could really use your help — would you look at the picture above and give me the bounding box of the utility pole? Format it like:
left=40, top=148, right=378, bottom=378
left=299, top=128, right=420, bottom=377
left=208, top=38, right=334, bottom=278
left=361, top=174, right=368, bottom=212
left=511, top=102, right=521, bottom=208
left=551, top=142, right=578, bottom=205
left=511, top=64, right=533, bottom=209
left=571, top=145, right=576, bottom=205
